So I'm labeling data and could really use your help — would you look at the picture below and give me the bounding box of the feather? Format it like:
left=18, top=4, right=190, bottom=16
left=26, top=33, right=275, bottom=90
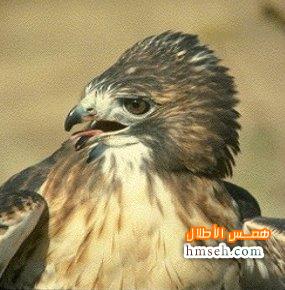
left=0, top=190, right=46, bottom=278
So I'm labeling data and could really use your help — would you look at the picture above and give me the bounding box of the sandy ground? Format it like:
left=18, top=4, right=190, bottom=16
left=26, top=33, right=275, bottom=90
left=0, top=1, right=284, bottom=217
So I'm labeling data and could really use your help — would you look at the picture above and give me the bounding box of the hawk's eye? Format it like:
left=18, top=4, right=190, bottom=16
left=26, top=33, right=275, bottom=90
left=123, top=98, right=151, bottom=115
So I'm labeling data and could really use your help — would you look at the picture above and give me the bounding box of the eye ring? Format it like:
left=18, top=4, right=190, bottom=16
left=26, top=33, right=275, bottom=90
left=123, top=98, right=151, bottom=115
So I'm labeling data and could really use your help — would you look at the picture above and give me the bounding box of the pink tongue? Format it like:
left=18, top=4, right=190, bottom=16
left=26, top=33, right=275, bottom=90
left=71, top=129, right=104, bottom=140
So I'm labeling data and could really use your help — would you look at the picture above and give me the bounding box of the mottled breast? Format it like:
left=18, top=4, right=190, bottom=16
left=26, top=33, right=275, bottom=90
left=30, top=142, right=240, bottom=289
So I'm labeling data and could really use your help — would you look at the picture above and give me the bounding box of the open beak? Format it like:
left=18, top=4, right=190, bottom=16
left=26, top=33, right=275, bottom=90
left=64, top=104, right=127, bottom=150
left=64, top=105, right=96, bottom=132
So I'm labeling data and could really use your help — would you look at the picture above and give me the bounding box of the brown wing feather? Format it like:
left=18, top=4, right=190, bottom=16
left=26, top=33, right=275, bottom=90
left=241, top=217, right=285, bottom=289
left=0, top=190, right=46, bottom=277
left=0, top=145, right=67, bottom=284
left=0, top=146, right=64, bottom=194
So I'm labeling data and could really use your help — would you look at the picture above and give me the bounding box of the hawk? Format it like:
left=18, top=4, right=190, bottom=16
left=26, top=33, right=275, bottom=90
left=0, top=31, right=284, bottom=289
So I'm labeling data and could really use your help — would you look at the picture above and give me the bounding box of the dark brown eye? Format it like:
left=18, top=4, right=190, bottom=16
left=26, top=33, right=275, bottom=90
left=123, top=98, right=151, bottom=115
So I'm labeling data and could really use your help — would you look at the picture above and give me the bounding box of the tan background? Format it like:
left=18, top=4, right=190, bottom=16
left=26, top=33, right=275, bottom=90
left=0, top=1, right=284, bottom=217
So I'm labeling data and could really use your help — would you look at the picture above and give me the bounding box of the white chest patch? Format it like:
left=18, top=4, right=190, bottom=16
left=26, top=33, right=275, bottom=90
left=101, top=139, right=151, bottom=176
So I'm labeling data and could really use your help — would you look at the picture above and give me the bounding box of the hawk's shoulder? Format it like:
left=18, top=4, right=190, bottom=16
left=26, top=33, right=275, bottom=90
left=223, top=181, right=261, bottom=220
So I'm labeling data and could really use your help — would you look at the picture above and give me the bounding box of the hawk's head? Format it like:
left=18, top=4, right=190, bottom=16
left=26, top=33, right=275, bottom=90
left=65, top=31, right=240, bottom=178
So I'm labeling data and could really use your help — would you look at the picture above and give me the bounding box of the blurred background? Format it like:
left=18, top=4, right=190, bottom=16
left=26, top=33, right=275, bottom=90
left=0, top=0, right=284, bottom=217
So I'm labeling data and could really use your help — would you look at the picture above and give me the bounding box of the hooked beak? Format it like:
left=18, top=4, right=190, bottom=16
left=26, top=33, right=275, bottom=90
left=64, top=103, right=129, bottom=151
left=64, top=105, right=96, bottom=131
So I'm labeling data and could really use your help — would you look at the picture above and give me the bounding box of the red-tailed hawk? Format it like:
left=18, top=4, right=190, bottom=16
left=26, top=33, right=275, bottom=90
left=0, top=31, right=284, bottom=289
